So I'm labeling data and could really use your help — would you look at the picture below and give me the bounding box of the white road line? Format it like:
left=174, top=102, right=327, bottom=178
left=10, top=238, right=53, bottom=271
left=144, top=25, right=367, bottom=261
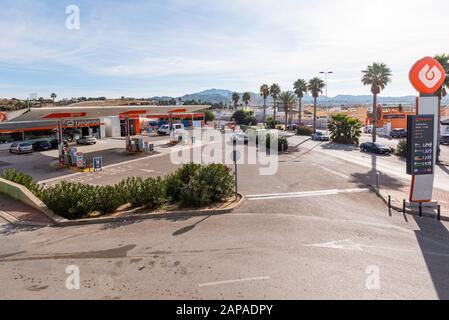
left=246, top=188, right=370, bottom=201
left=311, top=163, right=351, bottom=180
left=199, top=276, right=270, bottom=288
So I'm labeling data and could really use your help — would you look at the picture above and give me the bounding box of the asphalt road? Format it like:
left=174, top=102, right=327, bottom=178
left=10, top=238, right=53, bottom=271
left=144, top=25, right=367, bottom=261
left=1, top=136, right=449, bottom=299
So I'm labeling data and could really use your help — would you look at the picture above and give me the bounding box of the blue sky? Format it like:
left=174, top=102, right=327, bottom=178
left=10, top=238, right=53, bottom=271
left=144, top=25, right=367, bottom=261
left=1, top=0, right=449, bottom=99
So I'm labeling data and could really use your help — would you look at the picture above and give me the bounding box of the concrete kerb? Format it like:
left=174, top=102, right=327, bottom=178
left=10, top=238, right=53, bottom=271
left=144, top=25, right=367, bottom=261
left=56, top=193, right=246, bottom=227
left=0, top=177, right=65, bottom=225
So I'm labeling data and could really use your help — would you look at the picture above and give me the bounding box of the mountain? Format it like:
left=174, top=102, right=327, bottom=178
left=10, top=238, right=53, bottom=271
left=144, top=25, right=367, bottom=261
left=152, top=88, right=449, bottom=106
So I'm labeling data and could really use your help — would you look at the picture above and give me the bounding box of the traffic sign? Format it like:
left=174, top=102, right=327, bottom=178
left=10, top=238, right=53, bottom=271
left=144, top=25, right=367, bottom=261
left=409, top=56, right=446, bottom=95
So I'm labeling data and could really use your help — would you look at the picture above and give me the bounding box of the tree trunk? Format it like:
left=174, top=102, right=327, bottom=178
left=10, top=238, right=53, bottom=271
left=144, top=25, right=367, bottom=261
left=313, top=98, right=317, bottom=133
left=273, top=101, right=277, bottom=127
left=372, top=93, right=377, bottom=143
left=289, top=104, right=293, bottom=129
left=298, top=98, right=302, bottom=125
left=263, top=98, right=267, bottom=126
left=284, top=103, right=288, bottom=129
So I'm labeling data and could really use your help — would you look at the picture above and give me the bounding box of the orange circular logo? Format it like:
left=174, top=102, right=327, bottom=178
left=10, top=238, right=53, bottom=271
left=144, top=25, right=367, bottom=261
left=409, top=56, right=446, bottom=94
left=0, top=112, right=6, bottom=122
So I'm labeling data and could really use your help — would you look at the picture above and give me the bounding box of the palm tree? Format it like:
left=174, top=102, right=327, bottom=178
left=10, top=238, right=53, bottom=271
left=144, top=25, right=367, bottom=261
left=242, top=92, right=251, bottom=111
left=51, top=93, right=57, bottom=105
left=361, top=62, right=392, bottom=143
left=232, top=92, right=240, bottom=110
left=293, top=79, right=308, bottom=125
left=270, top=84, right=281, bottom=126
left=279, top=91, right=297, bottom=129
left=260, top=84, right=270, bottom=125
left=308, top=77, right=326, bottom=133
left=434, top=54, right=449, bottom=163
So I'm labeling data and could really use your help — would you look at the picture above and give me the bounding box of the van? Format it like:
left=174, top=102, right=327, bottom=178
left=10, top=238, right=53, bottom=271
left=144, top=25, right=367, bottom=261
left=157, top=123, right=185, bottom=136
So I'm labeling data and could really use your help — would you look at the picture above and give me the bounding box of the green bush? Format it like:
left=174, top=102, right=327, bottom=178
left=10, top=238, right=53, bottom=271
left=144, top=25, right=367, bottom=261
left=232, top=110, right=257, bottom=126
left=1, top=169, right=42, bottom=197
left=266, top=117, right=277, bottom=129
left=122, top=177, right=166, bottom=209
left=165, top=163, right=202, bottom=203
left=265, top=134, right=289, bottom=152
left=296, top=126, right=313, bottom=136
left=180, top=164, right=234, bottom=207
left=395, top=140, right=407, bottom=158
left=92, top=185, right=126, bottom=214
left=40, top=182, right=97, bottom=219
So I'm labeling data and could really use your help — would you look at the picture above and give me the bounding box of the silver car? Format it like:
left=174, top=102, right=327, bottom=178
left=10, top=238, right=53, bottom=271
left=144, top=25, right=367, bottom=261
left=76, top=136, right=97, bottom=145
left=9, top=142, right=33, bottom=154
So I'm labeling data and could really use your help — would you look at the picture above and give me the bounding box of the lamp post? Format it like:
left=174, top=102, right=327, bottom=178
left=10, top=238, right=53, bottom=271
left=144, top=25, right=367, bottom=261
left=319, top=71, right=333, bottom=133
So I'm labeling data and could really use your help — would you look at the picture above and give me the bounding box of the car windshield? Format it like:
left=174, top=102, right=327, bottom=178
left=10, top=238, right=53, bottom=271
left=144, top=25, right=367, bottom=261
left=374, top=143, right=386, bottom=148
left=20, top=143, right=31, bottom=147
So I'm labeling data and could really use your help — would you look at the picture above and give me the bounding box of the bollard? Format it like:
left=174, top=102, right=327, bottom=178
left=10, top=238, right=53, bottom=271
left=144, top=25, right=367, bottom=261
left=388, top=195, right=391, bottom=209
left=403, top=199, right=406, bottom=215
left=438, top=205, right=441, bottom=221
left=376, top=172, right=380, bottom=194
left=419, top=202, right=423, bottom=217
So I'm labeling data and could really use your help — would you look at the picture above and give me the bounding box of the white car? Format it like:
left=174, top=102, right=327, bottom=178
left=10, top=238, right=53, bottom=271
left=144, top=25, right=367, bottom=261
left=157, top=123, right=185, bottom=136
left=363, top=126, right=373, bottom=133
left=9, top=142, right=33, bottom=154
left=76, top=136, right=97, bottom=145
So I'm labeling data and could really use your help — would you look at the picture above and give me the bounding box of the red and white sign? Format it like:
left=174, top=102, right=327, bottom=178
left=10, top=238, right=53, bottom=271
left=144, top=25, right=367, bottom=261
left=409, top=56, right=446, bottom=94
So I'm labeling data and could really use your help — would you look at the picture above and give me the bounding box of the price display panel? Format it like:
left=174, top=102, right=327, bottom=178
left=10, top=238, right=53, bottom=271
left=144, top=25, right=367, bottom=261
left=407, top=115, right=435, bottom=176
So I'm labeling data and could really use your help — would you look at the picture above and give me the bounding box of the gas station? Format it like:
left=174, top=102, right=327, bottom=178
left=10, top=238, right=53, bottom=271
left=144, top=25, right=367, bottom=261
left=1, top=105, right=206, bottom=170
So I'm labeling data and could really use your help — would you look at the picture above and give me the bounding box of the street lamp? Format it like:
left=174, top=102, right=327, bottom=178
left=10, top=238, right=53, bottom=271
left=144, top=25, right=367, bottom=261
left=319, top=72, right=333, bottom=134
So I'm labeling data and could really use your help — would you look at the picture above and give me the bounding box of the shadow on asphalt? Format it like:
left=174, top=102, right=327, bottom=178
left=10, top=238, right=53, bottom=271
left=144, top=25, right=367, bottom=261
left=413, top=216, right=449, bottom=299
left=321, top=143, right=359, bottom=152
left=0, top=224, right=43, bottom=236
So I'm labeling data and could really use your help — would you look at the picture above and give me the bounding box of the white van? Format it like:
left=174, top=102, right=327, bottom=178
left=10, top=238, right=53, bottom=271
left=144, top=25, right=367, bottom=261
left=157, top=123, right=185, bottom=136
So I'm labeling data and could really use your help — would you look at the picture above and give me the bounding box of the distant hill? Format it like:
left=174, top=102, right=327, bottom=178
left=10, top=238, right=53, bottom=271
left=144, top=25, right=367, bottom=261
left=152, top=88, right=449, bottom=106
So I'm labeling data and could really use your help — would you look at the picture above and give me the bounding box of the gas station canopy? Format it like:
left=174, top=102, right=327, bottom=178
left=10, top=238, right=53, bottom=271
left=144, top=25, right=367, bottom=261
left=3, top=105, right=207, bottom=122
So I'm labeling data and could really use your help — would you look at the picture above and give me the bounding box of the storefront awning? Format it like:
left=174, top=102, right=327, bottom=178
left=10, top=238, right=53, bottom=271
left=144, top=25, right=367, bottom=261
left=2, top=105, right=207, bottom=123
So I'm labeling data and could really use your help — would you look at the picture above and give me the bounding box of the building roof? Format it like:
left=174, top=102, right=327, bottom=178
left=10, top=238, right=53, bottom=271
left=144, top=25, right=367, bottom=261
left=1, top=105, right=207, bottom=123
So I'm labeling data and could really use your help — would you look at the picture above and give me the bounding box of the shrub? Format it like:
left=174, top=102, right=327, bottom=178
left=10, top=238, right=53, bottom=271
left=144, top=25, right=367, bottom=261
left=92, top=185, right=126, bottom=214
left=296, top=126, right=313, bottom=136
left=1, top=169, right=42, bottom=197
left=203, top=110, right=215, bottom=123
left=327, top=114, right=362, bottom=145
left=232, top=110, right=257, bottom=126
left=395, top=140, right=407, bottom=158
left=266, top=117, right=277, bottom=129
left=165, top=163, right=202, bottom=203
left=180, top=164, right=234, bottom=207
left=265, top=134, right=289, bottom=152
left=40, top=182, right=97, bottom=219
left=122, top=177, right=166, bottom=209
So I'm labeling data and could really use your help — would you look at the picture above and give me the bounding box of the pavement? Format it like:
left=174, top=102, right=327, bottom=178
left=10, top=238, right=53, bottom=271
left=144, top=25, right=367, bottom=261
left=1, top=133, right=449, bottom=299
left=0, top=194, right=54, bottom=226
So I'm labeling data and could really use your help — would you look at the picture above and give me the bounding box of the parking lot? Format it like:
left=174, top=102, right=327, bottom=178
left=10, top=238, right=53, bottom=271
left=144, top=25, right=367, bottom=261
left=0, top=136, right=171, bottom=182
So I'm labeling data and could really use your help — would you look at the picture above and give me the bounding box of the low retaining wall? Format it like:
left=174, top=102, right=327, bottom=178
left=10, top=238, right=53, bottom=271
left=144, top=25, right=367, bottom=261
left=0, top=177, right=62, bottom=223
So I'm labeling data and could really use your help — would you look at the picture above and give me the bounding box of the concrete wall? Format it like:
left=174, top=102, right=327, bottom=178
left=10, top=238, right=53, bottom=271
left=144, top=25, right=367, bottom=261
left=104, top=116, right=121, bottom=137
left=0, top=177, right=60, bottom=222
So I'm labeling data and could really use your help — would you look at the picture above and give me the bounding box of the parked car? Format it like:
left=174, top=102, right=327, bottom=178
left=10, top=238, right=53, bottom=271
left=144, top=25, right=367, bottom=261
left=157, top=123, right=185, bottom=136
left=231, top=132, right=249, bottom=145
left=49, top=138, right=69, bottom=149
left=32, top=141, right=52, bottom=151
left=363, top=126, right=373, bottom=133
left=9, top=142, right=33, bottom=154
left=76, top=136, right=97, bottom=145
left=311, top=131, right=330, bottom=141
left=360, top=142, right=392, bottom=155
left=390, top=128, right=407, bottom=138
left=441, top=136, right=449, bottom=145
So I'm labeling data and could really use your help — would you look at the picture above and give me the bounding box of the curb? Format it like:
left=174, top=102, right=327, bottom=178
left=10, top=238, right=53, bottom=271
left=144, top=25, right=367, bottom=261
left=54, top=193, right=246, bottom=227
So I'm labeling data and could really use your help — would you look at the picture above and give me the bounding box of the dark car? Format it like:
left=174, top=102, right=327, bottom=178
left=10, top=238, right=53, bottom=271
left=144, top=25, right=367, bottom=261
left=440, top=136, right=449, bottom=145
left=49, top=138, right=68, bottom=149
left=32, top=141, right=52, bottom=151
left=390, top=128, right=407, bottom=138
left=360, top=142, right=392, bottom=155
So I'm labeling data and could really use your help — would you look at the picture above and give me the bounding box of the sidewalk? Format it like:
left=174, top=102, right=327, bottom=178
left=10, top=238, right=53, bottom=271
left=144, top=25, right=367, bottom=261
left=0, top=194, right=54, bottom=226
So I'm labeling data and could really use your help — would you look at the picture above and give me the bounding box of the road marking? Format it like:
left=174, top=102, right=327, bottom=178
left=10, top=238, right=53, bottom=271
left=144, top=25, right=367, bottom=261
left=311, top=163, right=351, bottom=180
left=246, top=188, right=370, bottom=201
left=305, top=239, right=363, bottom=251
left=199, top=276, right=270, bottom=288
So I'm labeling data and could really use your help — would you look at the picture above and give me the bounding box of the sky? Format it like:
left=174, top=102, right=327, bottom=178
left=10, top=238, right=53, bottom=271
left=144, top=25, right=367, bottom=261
left=1, top=0, right=449, bottom=99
